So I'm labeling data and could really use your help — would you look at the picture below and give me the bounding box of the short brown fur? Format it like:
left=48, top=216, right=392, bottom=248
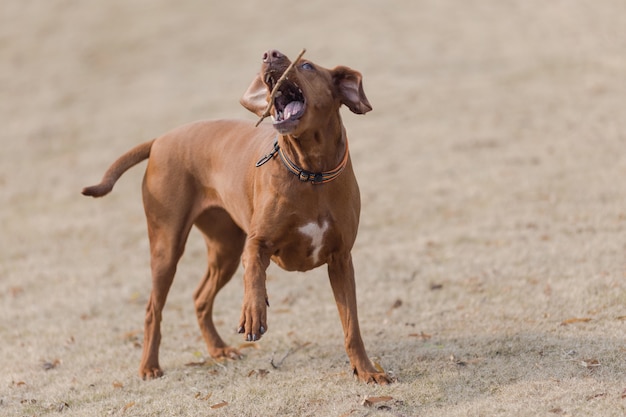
left=82, top=50, right=390, bottom=384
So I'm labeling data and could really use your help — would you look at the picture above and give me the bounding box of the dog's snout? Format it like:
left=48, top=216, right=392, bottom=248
left=263, top=49, right=284, bottom=63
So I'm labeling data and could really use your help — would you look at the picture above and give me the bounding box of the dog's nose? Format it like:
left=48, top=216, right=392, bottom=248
left=263, top=49, right=284, bottom=63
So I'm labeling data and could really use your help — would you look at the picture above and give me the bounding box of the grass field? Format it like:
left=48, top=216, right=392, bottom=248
left=1, top=1, right=625, bottom=415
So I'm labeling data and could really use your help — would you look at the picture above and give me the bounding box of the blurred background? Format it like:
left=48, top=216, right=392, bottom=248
left=2, top=1, right=625, bottom=415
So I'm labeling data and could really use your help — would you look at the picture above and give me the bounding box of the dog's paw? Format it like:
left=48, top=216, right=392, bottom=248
left=139, top=366, right=164, bottom=380
left=210, top=346, right=243, bottom=360
left=237, top=300, right=268, bottom=342
left=357, top=370, right=393, bottom=385
left=363, top=371, right=393, bottom=384
left=353, top=364, right=394, bottom=384
left=237, top=324, right=267, bottom=341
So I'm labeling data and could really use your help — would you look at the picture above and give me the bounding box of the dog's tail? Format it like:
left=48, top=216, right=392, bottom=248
left=81, top=139, right=155, bottom=198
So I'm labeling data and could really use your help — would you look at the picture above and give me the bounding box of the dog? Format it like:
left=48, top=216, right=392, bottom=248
left=82, top=49, right=390, bottom=384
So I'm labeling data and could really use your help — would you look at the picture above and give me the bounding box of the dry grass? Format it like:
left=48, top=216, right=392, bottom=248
left=2, top=1, right=626, bottom=416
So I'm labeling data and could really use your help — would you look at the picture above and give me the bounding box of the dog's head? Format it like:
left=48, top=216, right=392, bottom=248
left=240, top=50, right=371, bottom=136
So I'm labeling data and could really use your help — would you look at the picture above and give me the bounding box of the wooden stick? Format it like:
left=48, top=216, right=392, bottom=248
left=255, top=48, right=306, bottom=127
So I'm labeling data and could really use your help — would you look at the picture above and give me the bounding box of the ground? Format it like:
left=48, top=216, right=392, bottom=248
left=1, top=1, right=625, bottom=416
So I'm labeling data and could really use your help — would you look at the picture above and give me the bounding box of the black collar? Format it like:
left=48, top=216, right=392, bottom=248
left=255, top=138, right=349, bottom=185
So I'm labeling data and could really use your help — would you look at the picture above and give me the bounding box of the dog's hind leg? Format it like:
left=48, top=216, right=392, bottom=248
left=139, top=162, right=196, bottom=379
left=139, top=221, right=192, bottom=379
left=193, top=208, right=246, bottom=360
left=139, top=214, right=192, bottom=379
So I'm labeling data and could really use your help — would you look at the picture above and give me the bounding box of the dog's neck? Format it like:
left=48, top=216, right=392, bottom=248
left=278, top=114, right=347, bottom=174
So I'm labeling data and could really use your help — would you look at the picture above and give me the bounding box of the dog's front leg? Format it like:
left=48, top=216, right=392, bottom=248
left=328, top=253, right=391, bottom=384
left=238, top=237, right=271, bottom=341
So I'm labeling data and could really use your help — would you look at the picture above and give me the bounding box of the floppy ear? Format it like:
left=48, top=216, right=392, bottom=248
left=240, top=73, right=269, bottom=116
left=333, top=66, right=372, bottom=114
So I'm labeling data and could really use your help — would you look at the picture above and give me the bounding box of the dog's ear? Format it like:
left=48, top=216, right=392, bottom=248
left=332, top=66, right=372, bottom=114
left=240, top=74, right=269, bottom=116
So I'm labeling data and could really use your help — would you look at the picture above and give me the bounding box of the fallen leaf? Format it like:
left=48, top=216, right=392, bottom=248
left=386, top=299, right=403, bottom=315
left=544, top=284, right=552, bottom=297
left=548, top=407, right=565, bottom=414
left=429, top=283, right=443, bottom=291
left=195, top=392, right=212, bottom=401
left=586, top=392, right=606, bottom=400
left=409, top=331, right=432, bottom=340
left=247, top=369, right=270, bottom=378
left=55, top=402, right=70, bottom=412
left=13, top=381, right=27, bottom=387
left=560, top=317, right=592, bottom=326
left=581, top=358, right=600, bottom=369
left=112, top=381, right=124, bottom=389
left=616, top=316, right=626, bottom=321
left=42, top=359, right=61, bottom=371
left=185, top=360, right=207, bottom=367
left=362, top=396, right=393, bottom=407
left=122, top=401, right=135, bottom=412
left=210, top=400, right=228, bottom=409
left=9, top=286, right=24, bottom=297
left=121, top=330, right=141, bottom=342
left=238, top=342, right=260, bottom=350
left=620, top=388, right=626, bottom=399
left=449, top=354, right=467, bottom=366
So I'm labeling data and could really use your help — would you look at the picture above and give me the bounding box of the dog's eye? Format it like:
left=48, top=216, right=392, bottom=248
left=300, top=62, right=314, bottom=71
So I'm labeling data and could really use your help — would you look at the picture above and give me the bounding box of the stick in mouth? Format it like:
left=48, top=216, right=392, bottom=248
left=255, top=48, right=307, bottom=127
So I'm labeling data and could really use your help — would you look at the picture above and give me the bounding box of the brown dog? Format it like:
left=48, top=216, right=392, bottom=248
left=82, top=49, right=390, bottom=384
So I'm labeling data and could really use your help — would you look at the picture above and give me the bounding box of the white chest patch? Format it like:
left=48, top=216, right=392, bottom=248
left=298, top=221, right=329, bottom=264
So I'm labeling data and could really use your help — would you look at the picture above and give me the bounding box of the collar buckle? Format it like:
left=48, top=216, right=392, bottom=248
left=256, top=136, right=349, bottom=185
left=255, top=141, right=280, bottom=167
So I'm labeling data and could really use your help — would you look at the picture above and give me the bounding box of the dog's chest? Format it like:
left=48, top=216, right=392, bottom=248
left=298, top=220, right=329, bottom=265
left=271, top=218, right=339, bottom=271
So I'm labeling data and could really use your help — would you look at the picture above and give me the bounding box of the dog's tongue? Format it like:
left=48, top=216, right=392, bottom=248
left=283, top=101, right=304, bottom=120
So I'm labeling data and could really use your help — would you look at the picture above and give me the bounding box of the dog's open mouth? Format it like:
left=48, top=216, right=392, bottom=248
left=266, top=73, right=306, bottom=132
